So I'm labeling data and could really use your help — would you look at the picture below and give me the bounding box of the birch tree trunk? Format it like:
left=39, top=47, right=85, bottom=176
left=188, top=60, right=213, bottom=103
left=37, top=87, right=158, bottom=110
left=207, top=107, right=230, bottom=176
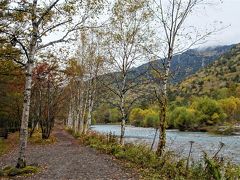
left=120, top=75, right=127, bottom=145
left=156, top=53, right=172, bottom=156
left=67, top=105, right=73, bottom=128
left=82, top=91, right=89, bottom=134
left=120, top=95, right=126, bottom=145
left=86, top=92, right=93, bottom=130
left=16, top=0, right=39, bottom=168
left=67, top=91, right=73, bottom=129
left=77, top=89, right=84, bottom=134
left=73, top=104, right=78, bottom=134
left=17, top=61, right=34, bottom=168
left=86, top=79, right=95, bottom=131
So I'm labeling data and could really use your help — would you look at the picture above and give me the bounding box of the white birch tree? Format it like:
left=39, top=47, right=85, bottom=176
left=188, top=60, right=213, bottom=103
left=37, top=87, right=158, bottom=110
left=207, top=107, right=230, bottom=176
left=101, top=0, right=152, bottom=145
left=147, top=0, right=221, bottom=156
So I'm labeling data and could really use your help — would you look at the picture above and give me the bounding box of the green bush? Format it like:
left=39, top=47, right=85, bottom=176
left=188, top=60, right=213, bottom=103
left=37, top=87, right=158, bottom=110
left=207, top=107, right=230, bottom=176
left=144, top=111, right=159, bottom=127
left=219, top=97, right=240, bottom=121
left=204, top=154, right=222, bottom=180
left=129, top=108, right=159, bottom=127
left=224, top=162, right=240, bottom=179
left=93, top=104, right=111, bottom=124
left=191, top=97, right=226, bottom=126
left=129, top=108, right=145, bottom=126
left=93, top=105, right=121, bottom=124
left=109, top=108, right=121, bottom=123
left=168, top=107, right=197, bottom=131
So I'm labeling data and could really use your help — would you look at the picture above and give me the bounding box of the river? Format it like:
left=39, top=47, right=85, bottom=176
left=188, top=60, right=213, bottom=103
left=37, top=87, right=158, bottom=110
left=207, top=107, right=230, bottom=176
left=91, top=125, right=240, bottom=163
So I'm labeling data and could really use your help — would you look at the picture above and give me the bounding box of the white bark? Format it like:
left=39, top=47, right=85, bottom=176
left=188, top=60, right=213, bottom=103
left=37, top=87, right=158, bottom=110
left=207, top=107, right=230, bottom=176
left=17, top=0, right=38, bottom=167
left=67, top=89, right=73, bottom=128
left=77, top=88, right=84, bottom=134
left=67, top=104, right=73, bottom=128
left=82, top=91, right=89, bottom=134
left=17, top=61, right=34, bottom=168
left=86, top=79, right=95, bottom=131
left=120, top=75, right=127, bottom=145
left=156, top=53, right=172, bottom=156
left=86, top=94, right=93, bottom=128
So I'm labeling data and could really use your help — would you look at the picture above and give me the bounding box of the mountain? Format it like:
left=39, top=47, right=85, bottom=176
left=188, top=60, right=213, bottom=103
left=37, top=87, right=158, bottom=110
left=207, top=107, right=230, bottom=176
left=130, top=44, right=234, bottom=84
left=172, top=43, right=240, bottom=98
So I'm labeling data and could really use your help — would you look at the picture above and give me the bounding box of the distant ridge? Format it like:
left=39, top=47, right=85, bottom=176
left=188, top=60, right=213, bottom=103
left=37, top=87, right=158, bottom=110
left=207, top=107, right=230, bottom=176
left=173, top=43, right=240, bottom=97
left=130, top=44, right=235, bottom=83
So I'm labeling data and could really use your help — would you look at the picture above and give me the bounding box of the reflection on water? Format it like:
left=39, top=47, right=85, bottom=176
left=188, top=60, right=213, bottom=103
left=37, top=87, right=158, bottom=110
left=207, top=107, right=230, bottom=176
left=91, top=125, right=240, bottom=163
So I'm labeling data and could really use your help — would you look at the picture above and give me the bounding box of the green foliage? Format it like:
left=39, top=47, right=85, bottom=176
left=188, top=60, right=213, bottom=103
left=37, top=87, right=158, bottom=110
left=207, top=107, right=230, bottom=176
left=129, top=108, right=159, bottom=127
left=204, top=154, right=222, bottom=180
left=132, top=95, right=240, bottom=132
left=0, top=166, right=39, bottom=177
left=219, top=97, right=240, bottom=121
left=174, top=44, right=240, bottom=100
left=93, top=104, right=121, bottom=124
left=109, top=108, right=121, bottom=123
left=0, top=61, right=24, bottom=132
left=224, top=162, right=240, bottom=179
left=0, top=139, right=7, bottom=156
left=191, top=97, right=226, bottom=126
left=144, top=112, right=159, bottom=127
left=212, top=88, right=229, bottom=99
left=168, top=107, right=197, bottom=131
left=167, top=96, right=240, bottom=131
left=29, top=131, right=57, bottom=145
left=129, top=108, right=144, bottom=126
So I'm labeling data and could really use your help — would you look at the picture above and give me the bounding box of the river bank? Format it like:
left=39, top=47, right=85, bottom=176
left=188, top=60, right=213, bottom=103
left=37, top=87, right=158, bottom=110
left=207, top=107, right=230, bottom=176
left=95, top=122, right=240, bottom=135
left=91, top=125, right=240, bottom=163
left=78, top=130, right=240, bottom=179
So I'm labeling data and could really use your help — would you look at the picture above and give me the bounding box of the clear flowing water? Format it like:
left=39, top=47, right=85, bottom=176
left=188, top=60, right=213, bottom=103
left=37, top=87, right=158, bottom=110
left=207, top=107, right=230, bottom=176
left=91, top=125, right=240, bottom=163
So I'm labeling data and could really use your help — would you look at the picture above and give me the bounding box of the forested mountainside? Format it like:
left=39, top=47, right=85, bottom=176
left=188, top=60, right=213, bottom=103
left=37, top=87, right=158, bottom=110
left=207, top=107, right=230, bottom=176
left=130, top=44, right=234, bottom=83
left=172, top=43, right=240, bottom=98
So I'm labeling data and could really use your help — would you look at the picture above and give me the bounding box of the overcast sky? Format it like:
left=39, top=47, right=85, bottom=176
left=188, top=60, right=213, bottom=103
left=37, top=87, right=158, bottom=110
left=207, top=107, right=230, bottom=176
left=46, top=0, right=240, bottom=55
left=189, top=0, right=240, bottom=47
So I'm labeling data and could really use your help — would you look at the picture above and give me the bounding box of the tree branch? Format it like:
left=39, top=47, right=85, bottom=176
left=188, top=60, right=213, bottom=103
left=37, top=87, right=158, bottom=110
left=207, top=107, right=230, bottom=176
left=37, top=0, right=61, bottom=26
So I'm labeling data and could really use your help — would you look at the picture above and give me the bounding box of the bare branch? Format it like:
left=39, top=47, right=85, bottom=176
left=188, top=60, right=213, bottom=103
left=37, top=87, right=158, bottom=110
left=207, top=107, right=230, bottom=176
left=37, top=0, right=61, bottom=26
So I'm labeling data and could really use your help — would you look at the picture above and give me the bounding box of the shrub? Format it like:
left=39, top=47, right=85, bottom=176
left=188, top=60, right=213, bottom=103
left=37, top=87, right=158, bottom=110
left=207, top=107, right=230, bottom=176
left=0, top=166, right=39, bottom=177
left=143, top=109, right=159, bottom=128
left=219, top=97, right=240, bottom=121
left=169, top=107, right=197, bottom=131
left=29, top=131, right=57, bottom=145
left=93, top=105, right=121, bottom=124
left=129, top=108, right=145, bottom=126
left=109, top=108, right=121, bottom=123
left=191, top=97, right=226, bottom=125
left=204, top=154, right=222, bottom=180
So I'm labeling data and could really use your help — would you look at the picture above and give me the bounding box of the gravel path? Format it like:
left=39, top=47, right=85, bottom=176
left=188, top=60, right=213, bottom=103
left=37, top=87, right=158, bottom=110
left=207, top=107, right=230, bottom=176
left=0, top=127, right=139, bottom=180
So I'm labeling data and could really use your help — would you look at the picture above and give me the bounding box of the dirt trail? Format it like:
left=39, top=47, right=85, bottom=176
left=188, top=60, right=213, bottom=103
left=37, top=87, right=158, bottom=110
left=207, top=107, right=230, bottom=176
left=0, top=127, right=139, bottom=180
